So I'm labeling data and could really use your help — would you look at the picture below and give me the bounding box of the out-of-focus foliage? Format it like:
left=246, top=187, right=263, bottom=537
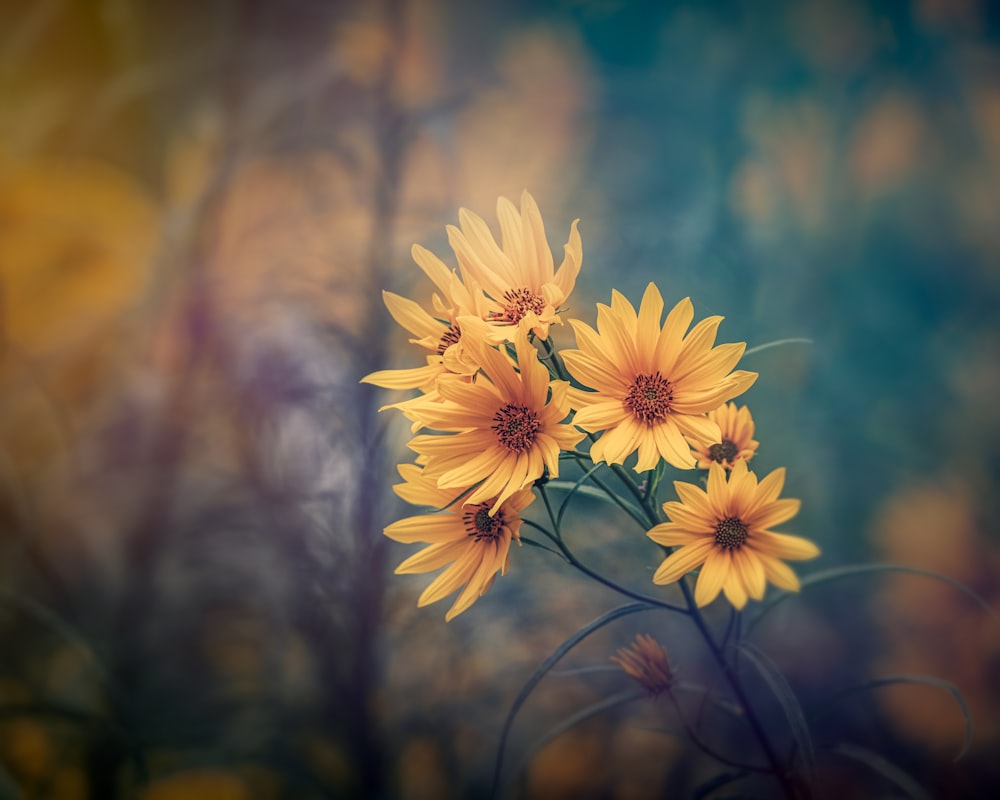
left=1, top=0, right=999, bottom=798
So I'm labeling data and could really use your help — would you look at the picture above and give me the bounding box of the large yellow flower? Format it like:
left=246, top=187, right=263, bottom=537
left=361, top=243, right=488, bottom=391
left=691, top=402, right=759, bottom=470
left=561, top=283, right=758, bottom=471
left=647, top=461, right=820, bottom=609
left=385, top=464, right=535, bottom=621
left=445, top=190, right=582, bottom=340
left=405, top=331, right=584, bottom=513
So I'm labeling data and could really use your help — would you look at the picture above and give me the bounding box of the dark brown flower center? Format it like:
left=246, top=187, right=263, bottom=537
left=491, top=403, right=541, bottom=452
left=624, top=372, right=673, bottom=423
left=714, top=516, right=748, bottom=551
left=490, top=287, right=546, bottom=324
left=436, top=324, right=461, bottom=355
left=709, top=439, right=739, bottom=464
left=464, top=503, right=505, bottom=542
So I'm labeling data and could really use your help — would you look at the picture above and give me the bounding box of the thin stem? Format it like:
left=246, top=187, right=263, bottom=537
left=537, top=335, right=572, bottom=382
left=536, top=485, right=688, bottom=615
left=666, top=691, right=768, bottom=773
left=563, top=453, right=649, bottom=529
left=537, top=333, right=801, bottom=797
left=608, top=464, right=803, bottom=799
left=679, top=578, right=801, bottom=798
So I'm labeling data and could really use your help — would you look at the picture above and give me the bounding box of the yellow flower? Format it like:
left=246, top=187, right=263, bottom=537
left=445, top=191, right=582, bottom=340
left=611, top=634, right=674, bottom=697
left=361, top=244, right=488, bottom=391
left=647, top=461, right=820, bottom=609
left=691, top=403, right=759, bottom=470
left=405, top=331, right=585, bottom=513
left=561, top=283, right=758, bottom=471
left=385, top=464, right=535, bottom=621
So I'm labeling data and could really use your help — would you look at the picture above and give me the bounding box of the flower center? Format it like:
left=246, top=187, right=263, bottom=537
left=709, top=439, right=739, bottom=464
left=490, top=287, right=547, bottom=324
left=436, top=324, right=461, bottom=355
left=464, top=503, right=505, bottom=542
left=491, top=403, right=541, bottom=452
left=624, top=372, right=673, bottom=423
left=714, top=516, right=748, bottom=551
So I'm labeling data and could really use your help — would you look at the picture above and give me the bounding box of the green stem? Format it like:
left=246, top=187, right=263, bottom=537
left=536, top=485, right=687, bottom=615
left=537, top=335, right=572, bottom=382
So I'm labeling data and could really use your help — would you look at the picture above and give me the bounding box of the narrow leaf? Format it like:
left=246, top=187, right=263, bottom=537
left=543, top=479, right=644, bottom=523
left=749, top=563, right=998, bottom=634
left=518, top=536, right=566, bottom=560
left=503, top=689, right=645, bottom=791
left=823, top=742, right=932, bottom=800
left=737, top=641, right=815, bottom=781
left=490, top=602, right=655, bottom=797
left=814, top=674, right=973, bottom=762
left=743, top=338, right=813, bottom=357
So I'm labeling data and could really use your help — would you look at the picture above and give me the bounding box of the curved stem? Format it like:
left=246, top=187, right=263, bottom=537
left=536, top=485, right=687, bottom=615
left=538, top=338, right=801, bottom=796
left=666, top=691, right=768, bottom=773
left=679, top=578, right=801, bottom=798
left=607, top=466, right=803, bottom=799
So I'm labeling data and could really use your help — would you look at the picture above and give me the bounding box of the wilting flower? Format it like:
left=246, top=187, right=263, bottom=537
left=562, top=283, right=758, bottom=471
left=361, top=243, right=489, bottom=391
left=611, top=633, right=674, bottom=697
left=385, top=464, right=534, bottom=621
left=405, top=330, right=584, bottom=513
left=691, top=403, right=759, bottom=470
left=445, top=190, right=582, bottom=340
left=647, top=461, right=820, bottom=609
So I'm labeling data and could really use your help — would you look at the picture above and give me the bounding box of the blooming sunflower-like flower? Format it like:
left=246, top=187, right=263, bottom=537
left=561, top=283, right=758, bottom=471
left=691, top=402, right=759, bottom=470
left=647, top=461, right=820, bottom=609
left=385, top=464, right=535, bottom=621
left=611, top=633, right=674, bottom=697
left=361, top=243, right=488, bottom=391
left=405, top=330, right=585, bottom=513
left=446, top=190, right=582, bottom=340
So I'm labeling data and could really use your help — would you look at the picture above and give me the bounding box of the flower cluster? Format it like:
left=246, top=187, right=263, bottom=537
left=365, top=192, right=819, bottom=620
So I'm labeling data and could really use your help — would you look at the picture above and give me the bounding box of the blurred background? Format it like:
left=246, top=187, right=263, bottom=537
left=1, top=0, right=999, bottom=797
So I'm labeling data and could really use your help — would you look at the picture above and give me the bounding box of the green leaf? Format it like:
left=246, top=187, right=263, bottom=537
left=502, top=689, right=645, bottom=792
left=490, top=602, right=656, bottom=797
left=736, top=641, right=814, bottom=782
left=748, top=563, right=998, bottom=634
left=822, top=743, right=932, bottom=800
left=813, top=674, right=973, bottom=762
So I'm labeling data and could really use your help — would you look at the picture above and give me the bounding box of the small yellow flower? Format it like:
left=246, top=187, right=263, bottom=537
left=562, top=283, right=758, bottom=471
left=385, top=465, right=535, bottom=621
left=404, top=330, right=585, bottom=513
left=361, top=244, right=488, bottom=391
left=446, top=191, right=582, bottom=340
left=611, top=633, right=674, bottom=696
left=648, top=461, right=820, bottom=609
left=691, top=403, right=759, bottom=470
